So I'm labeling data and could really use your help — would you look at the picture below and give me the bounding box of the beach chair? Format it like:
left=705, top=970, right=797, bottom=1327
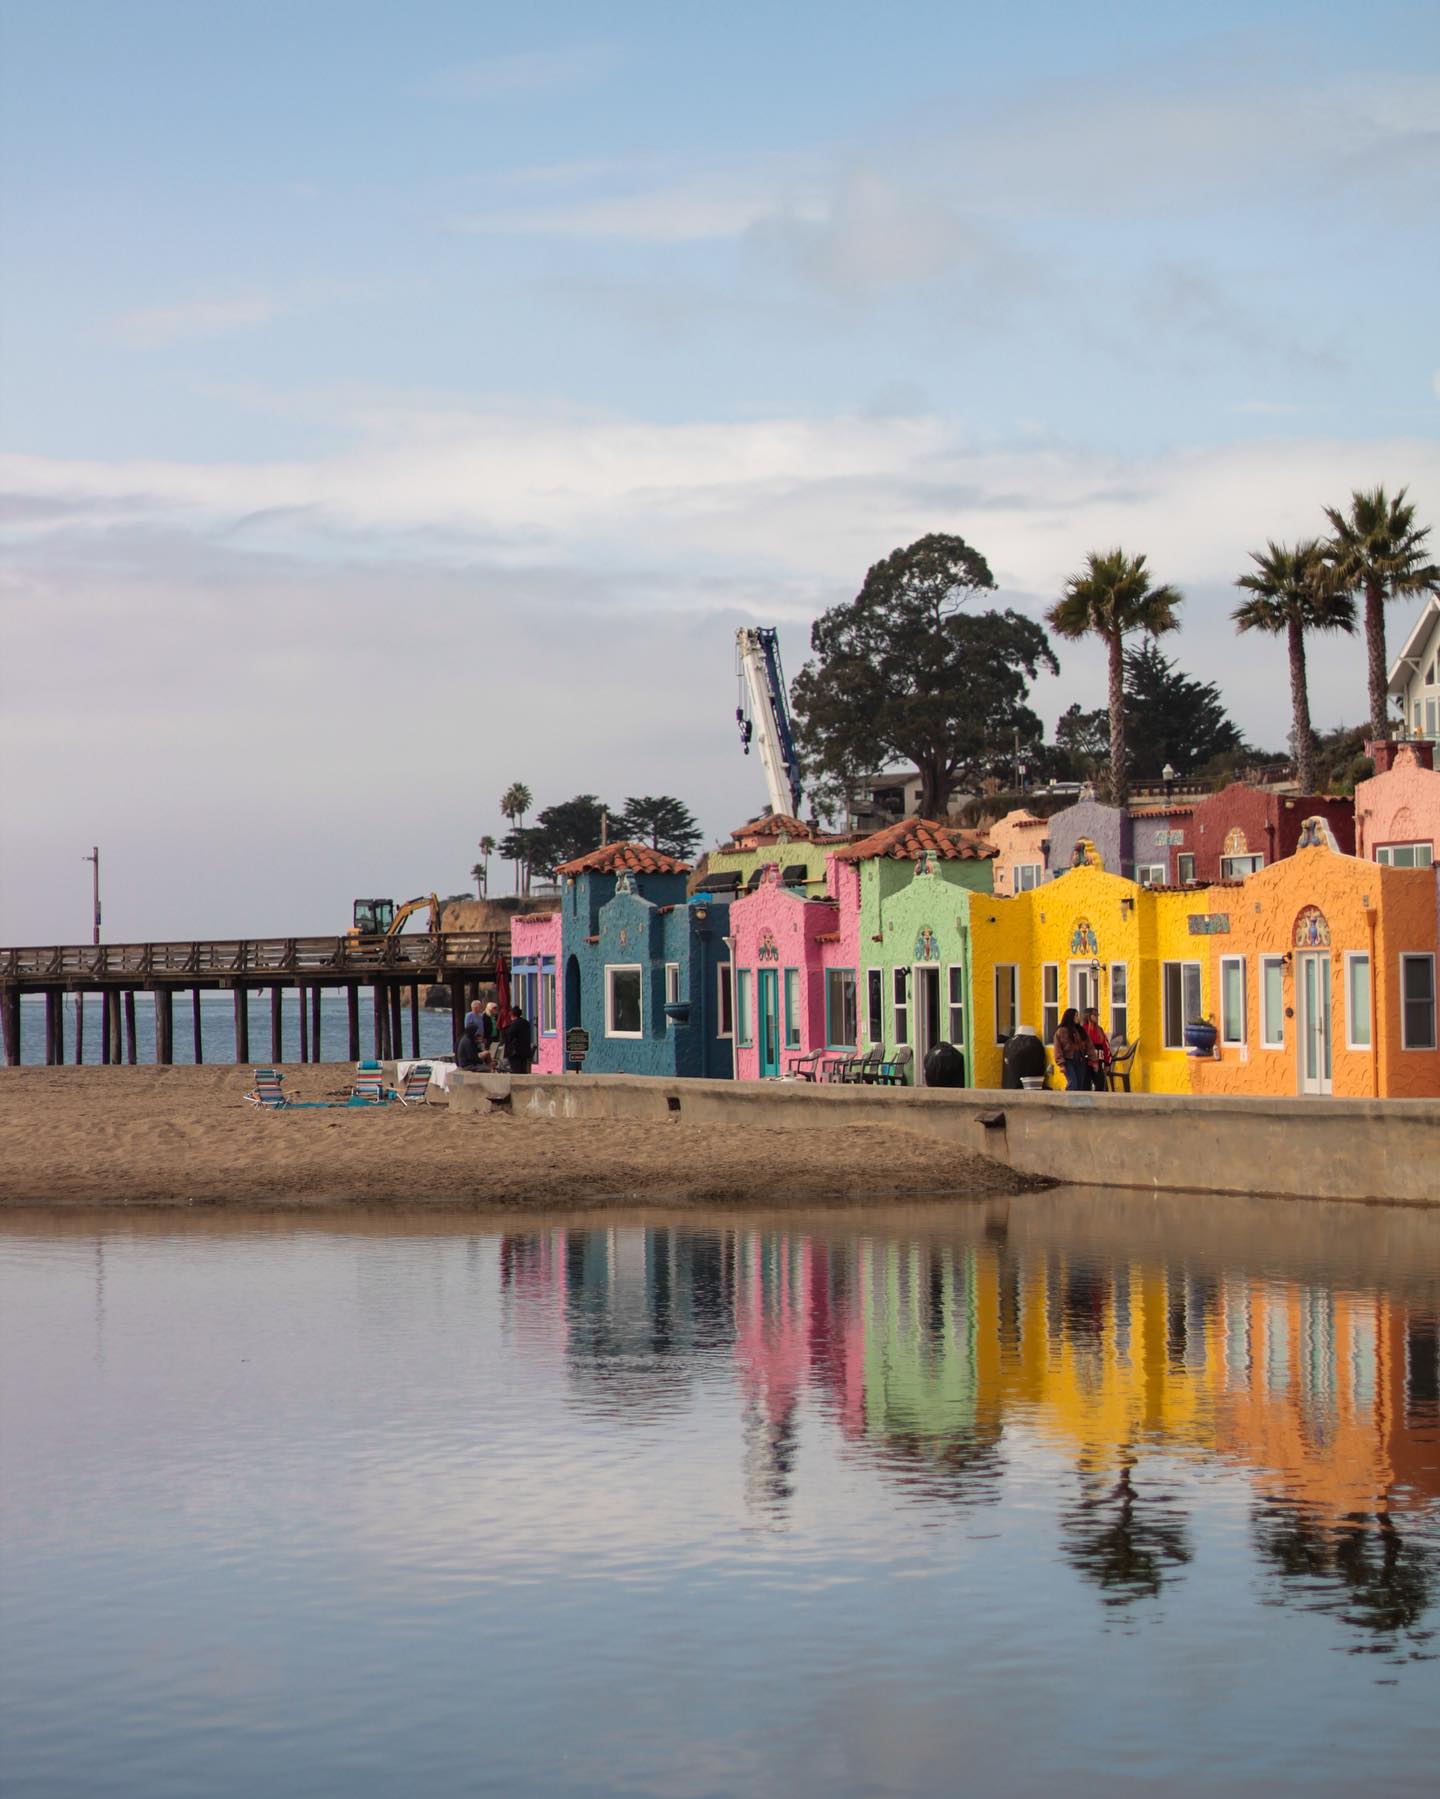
left=851, top=1045, right=885, bottom=1084
left=1105, top=1040, right=1139, bottom=1093
left=347, top=1060, right=389, bottom=1106
left=875, top=1044, right=914, bottom=1086
left=820, top=1050, right=861, bottom=1084
left=394, top=1063, right=433, bottom=1106
left=245, top=1068, right=290, bottom=1109
left=786, top=1049, right=824, bottom=1081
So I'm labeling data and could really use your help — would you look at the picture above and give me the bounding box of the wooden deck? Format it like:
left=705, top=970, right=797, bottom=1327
left=0, top=933, right=508, bottom=1066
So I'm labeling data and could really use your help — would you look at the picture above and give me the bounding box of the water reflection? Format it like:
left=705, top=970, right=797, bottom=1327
left=500, top=1214, right=1440, bottom=1647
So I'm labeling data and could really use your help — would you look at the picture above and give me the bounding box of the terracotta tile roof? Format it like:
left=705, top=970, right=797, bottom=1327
left=1130, top=805, right=1195, bottom=819
left=725, top=811, right=819, bottom=843
left=832, top=818, right=998, bottom=863
left=556, top=840, right=691, bottom=877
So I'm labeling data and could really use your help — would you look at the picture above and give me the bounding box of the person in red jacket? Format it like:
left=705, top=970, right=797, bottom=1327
left=1081, top=1007, right=1112, bottom=1091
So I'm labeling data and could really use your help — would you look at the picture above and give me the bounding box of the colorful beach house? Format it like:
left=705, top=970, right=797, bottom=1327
left=1184, top=783, right=1355, bottom=882
left=989, top=809, right=1049, bottom=895
left=697, top=812, right=851, bottom=899
left=1354, top=742, right=1438, bottom=869
left=510, top=910, right=563, bottom=1073
left=557, top=841, right=732, bottom=1079
left=1187, top=820, right=1440, bottom=1099
left=727, top=866, right=848, bottom=1081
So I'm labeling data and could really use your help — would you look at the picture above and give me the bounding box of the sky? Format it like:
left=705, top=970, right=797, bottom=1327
left=1, top=0, right=1438, bottom=942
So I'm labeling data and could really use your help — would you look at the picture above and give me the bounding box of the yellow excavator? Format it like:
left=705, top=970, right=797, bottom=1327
left=347, top=893, right=442, bottom=945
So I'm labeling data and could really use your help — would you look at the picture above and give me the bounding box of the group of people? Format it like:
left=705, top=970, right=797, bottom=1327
left=454, top=998, right=534, bottom=1074
left=1053, top=1006, right=1114, bottom=1092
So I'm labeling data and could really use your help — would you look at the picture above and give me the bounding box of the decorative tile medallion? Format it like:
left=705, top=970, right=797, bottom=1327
left=1294, top=906, right=1331, bottom=948
left=1223, top=826, right=1248, bottom=857
left=757, top=929, right=780, bottom=963
left=913, top=926, right=939, bottom=961
left=914, top=850, right=935, bottom=876
left=1070, top=918, right=1099, bottom=956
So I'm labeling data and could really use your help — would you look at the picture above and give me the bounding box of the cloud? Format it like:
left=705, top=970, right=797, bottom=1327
left=109, top=296, right=282, bottom=348
left=418, top=46, right=617, bottom=101
left=455, top=167, right=823, bottom=244
left=1232, top=400, right=1299, bottom=417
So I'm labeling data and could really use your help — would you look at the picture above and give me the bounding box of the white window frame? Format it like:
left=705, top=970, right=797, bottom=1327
left=994, top=965, right=1019, bottom=1043
left=866, top=967, right=884, bottom=1045
left=825, top=968, right=857, bottom=1049
left=1220, top=853, right=1265, bottom=879
left=946, top=963, right=966, bottom=1047
left=1344, top=952, right=1372, bottom=1051
left=784, top=968, right=802, bottom=1049
left=1220, top=955, right=1247, bottom=1047
left=1400, top=953, right=1437, bottom=1050
left=1260, top=955, right=1285, bottom=1050
left=1162, top=961, right=1203, bottom=1050
left=664, top=962, right=681, bottom=1006
left=736, top=969, right=754, bottom=1048
left=1176, top=853, right=1196, bottom=884
left=605, top=964, right=644, bottom=1039
left=1110, top=962, right=1129, bottom=1044
left=892, top=966, right=909, bottom=1046
left=1013, top=862, right=1043, bottom=893
left=1375, top=843, right=1434, bottom=868
left=1136, top=863, right=1166, bottom=887
left=540, top=967, right=558, bottom=1036
left=1041, top=963, right=1059, bottom=1042
left=717, top=963, right=733, bottom=1038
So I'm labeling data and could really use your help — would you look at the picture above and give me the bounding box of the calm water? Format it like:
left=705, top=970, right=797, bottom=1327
left=14, top=990, right=458, bottom=1066
left=2, top=1196, right=1438, bottom=1797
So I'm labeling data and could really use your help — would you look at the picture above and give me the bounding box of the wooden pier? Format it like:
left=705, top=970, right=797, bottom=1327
left=0, top=933, right=507, bottom=1066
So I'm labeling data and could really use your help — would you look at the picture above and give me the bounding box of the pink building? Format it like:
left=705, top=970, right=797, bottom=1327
left=509, top=910, right=564, bottom=1072
left=1354, top=743, right=1439, bottom=870
left=989, top=809, right=1049, bottom=895
left=728, top=859, right=861, bottom=1078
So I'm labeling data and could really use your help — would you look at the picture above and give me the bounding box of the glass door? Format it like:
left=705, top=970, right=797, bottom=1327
left=913, top=965, right=941, bottom=1069
left=1297, top=953, right=1332, bottom=1095
left=757, top=969, right=780, bottom=1078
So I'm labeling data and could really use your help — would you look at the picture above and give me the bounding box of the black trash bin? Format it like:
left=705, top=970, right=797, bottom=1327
left=1001, top=1027, right=1048, bottom=1089
left=923, top=1040, right=966, bottom=1088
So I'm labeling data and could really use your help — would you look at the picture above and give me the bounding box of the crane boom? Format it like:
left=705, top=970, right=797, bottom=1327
left=735, top=627, right=803, bottom=818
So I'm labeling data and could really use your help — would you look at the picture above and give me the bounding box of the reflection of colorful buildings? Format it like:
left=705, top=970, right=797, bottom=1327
left=500, top=1224, right=1440, bottom=1537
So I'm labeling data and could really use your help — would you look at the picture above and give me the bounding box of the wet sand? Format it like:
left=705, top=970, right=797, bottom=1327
left=0, top=1065, right=1044, bottom=1209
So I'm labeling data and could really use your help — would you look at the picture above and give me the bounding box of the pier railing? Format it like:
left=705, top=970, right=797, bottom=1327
left=0, top=932, right=507, bottom=983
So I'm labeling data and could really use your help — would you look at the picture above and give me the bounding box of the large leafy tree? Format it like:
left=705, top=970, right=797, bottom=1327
left=499, top=782, right=533, bottom=893
left=1123, top=639, right=1244, bottom=777
left=522, top=795, right=612, bottom=881
left=1322, top=486, right=1438, bottom=738
left=619, top=795, right=702, bottom=860
left=1047, top=550, right=1183, bottom=805
left=791, top=533, right=1057, bottom=819
left=1053, top=703, right=1110, bottom=781
left=1233, top=540, right=1355, bottom=794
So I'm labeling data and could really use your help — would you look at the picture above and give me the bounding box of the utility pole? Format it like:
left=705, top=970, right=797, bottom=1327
left=83, top=846, right=101, bottom=944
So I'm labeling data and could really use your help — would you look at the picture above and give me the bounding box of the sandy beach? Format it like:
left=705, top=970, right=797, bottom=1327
left=0, top=1065, right=1043, bottom=1209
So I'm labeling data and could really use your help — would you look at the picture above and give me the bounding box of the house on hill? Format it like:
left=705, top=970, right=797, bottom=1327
left=1354, top=742, right=1438, bottom=868
left=1389, top=594, right=1440, bottom=746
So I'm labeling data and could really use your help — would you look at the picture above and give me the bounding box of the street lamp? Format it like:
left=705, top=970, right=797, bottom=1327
left=83, top=846, right=100, bottom=944
left=1161, top=763, right=1176, bottom=803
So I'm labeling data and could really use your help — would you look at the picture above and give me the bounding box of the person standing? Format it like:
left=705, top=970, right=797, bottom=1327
left=1053, top=1008, right=1092, bottom=1092
left=1082, top=1007, right=1112, bottom=1091
left=502, top=1005, right=534, bottom=1075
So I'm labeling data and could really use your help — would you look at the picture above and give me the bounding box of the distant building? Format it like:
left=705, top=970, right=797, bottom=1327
left=1354, top=742, right=1438, bottom=868
left=1388, top=595, right=1440, bottom=745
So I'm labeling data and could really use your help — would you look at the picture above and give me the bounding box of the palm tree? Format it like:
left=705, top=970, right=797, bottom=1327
left=474, top=835, right=496, bottom=898
left=499, top=784, right=532, bottom=894
left=1322, top=487, right=1439, bottom=739
left=1233, top=540, right=1355, bottom=795
left=1047, top=549, right=1183, bottom=805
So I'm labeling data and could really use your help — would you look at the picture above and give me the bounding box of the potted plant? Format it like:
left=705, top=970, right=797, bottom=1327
left=1184, top=1014, right=1218, bottom=1056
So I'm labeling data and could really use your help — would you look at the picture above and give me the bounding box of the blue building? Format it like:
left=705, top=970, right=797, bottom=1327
left=557, top=842, right=734, bottom=1079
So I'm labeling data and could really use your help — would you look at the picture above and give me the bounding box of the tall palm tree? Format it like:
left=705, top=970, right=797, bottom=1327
left=499, top=783, right=533, bottom=894
left=475, top=834, right=496, bottom=897
left=1047, top=549, right=1183, bottom=805
left=1322, top=486, right=1439, bottom=739
left=1233, top=540, right=1355, bottom=795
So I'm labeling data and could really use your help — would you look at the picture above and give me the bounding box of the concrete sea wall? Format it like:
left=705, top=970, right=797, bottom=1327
left=450, top=1072, right=1440, bottom=1206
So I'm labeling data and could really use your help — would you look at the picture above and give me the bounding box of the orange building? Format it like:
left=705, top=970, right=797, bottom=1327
left=1188, top=819, right=1440, bottom=1099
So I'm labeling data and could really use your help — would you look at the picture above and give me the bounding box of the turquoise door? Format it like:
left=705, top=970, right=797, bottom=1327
left=758, top=969, right=780, bottom=1077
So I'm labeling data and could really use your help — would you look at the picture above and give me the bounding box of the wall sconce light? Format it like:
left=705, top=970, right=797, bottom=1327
left=694, top=905, right=708, bottom=922
left=1120, top=896, right=1134, bottom=915
left=1281, top=950, right=1292, bottom=967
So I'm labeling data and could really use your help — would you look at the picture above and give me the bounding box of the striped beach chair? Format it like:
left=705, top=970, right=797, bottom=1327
left=348, top=1060, right=389, bottom=1106
left=395, top=1063, right=432, bottom=1106
left=245, top=1068, right=290, bottom=1109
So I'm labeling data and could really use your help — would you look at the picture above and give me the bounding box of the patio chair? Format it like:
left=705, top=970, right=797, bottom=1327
left=820, top=1050, right=861, bottom=1084
left=850, top=1045, right=885, bottom=1084
left=786, top=1049, right=824, bottom=1081
left=875, top=1044, right=914, bottom=1086
left=245, top=1068, right=290, bottom=1109
left=1105, top=1039, right=1139, bottom=1093
left=394, top=1063, right=433, bottom=1106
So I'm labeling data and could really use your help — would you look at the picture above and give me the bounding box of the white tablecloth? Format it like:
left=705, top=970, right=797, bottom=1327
left=394, top=1058, right=458, bottom=1091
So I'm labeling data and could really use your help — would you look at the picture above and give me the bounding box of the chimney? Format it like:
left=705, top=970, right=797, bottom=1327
left=1367, top=739, right=1435, bottom=774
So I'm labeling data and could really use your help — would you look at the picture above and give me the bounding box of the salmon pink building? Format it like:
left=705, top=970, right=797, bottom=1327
left=1354, top=742, right=1439, bottom=869
left=510, top=910, right=563, bottom=1072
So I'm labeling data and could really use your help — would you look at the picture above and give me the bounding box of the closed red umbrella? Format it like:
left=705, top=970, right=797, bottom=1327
left=495, top=953, right=513, bottom=1029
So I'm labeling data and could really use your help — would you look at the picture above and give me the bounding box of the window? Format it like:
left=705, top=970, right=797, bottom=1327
left=1136, top=863, right=1166, bottom=887
left=1345, top=953, right=1372, bottom=1050
left=1162, top=961, right=1203, bottom=1049
left=664, top=962, right=681, bottom=1006
left=1014, top=862, right=1043, bottom=892
left=1176, top=853, right=1196, bottom=884
left=540, top=965, right=558, bottom=1035
left=947, top=965, right=966, bottom=1046
left=717, top=964, right=733, bottom=1038
left=1220, top=956, right=1246, bottom=1046
left=1220, top=854, right=1265, bottom=879
left=866, top=968, right=883, bottom=1045
left=994, top=965, right=1019, bottom=1043
left=1401, top=954, right=1437, bottom=1050
left=784, top=969, right=801, bottom=1048
left=736, top=971, right=753, bottom=1047
left=1041, top=964, right=1059, bottom=1041
left=1376, top=843, right=1435, bottom=868
left=1110, top=963, right=1129, bottom=1044
left=1261, top=956, right=1285, bottom=1049
left=825, top=969, right=857, bottom=1048
left=605, top=965, right=643, bottom=1038
left=892, top=967, right=909, bottom=1045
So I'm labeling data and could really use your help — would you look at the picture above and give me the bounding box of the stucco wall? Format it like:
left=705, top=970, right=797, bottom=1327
left=1188, top=785, right=1356, bottom=882
left=1355, top=748, right=1440, bottom=861
left=1044, top=799, right=1127, bottom=879
left=1130, top=807, right=1195, bottom=882
left=702, top=841, right=834, bottom=897
left=729, top=879, right=838, bottom=1078
left=511, top=912, right=563, bottom=1073
left=858, top=858, right=982, bottom=1081
left=989, top=810, right=1049, bottom=897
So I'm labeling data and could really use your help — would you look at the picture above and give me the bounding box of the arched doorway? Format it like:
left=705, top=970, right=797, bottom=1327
left=565, top=954, right=582, bottom=1033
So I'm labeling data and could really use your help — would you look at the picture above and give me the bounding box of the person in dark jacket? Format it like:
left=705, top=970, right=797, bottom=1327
left=501, top=1007, right=534, bottom=1074
left=455, top=1028, right=483, bottom=1070
left=1053, top=1008, right=1093, bottom=1092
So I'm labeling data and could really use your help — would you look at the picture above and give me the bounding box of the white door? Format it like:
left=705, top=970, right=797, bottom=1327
left=1068, top=963, right=1098, bottom=1018
left=1296, top=953, right=1332, bottom=1095
left=913, top=964, right=941, bottom=1064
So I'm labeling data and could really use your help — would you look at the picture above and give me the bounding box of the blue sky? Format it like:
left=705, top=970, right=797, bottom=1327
left=2, top=1, right=1438, bottom=938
